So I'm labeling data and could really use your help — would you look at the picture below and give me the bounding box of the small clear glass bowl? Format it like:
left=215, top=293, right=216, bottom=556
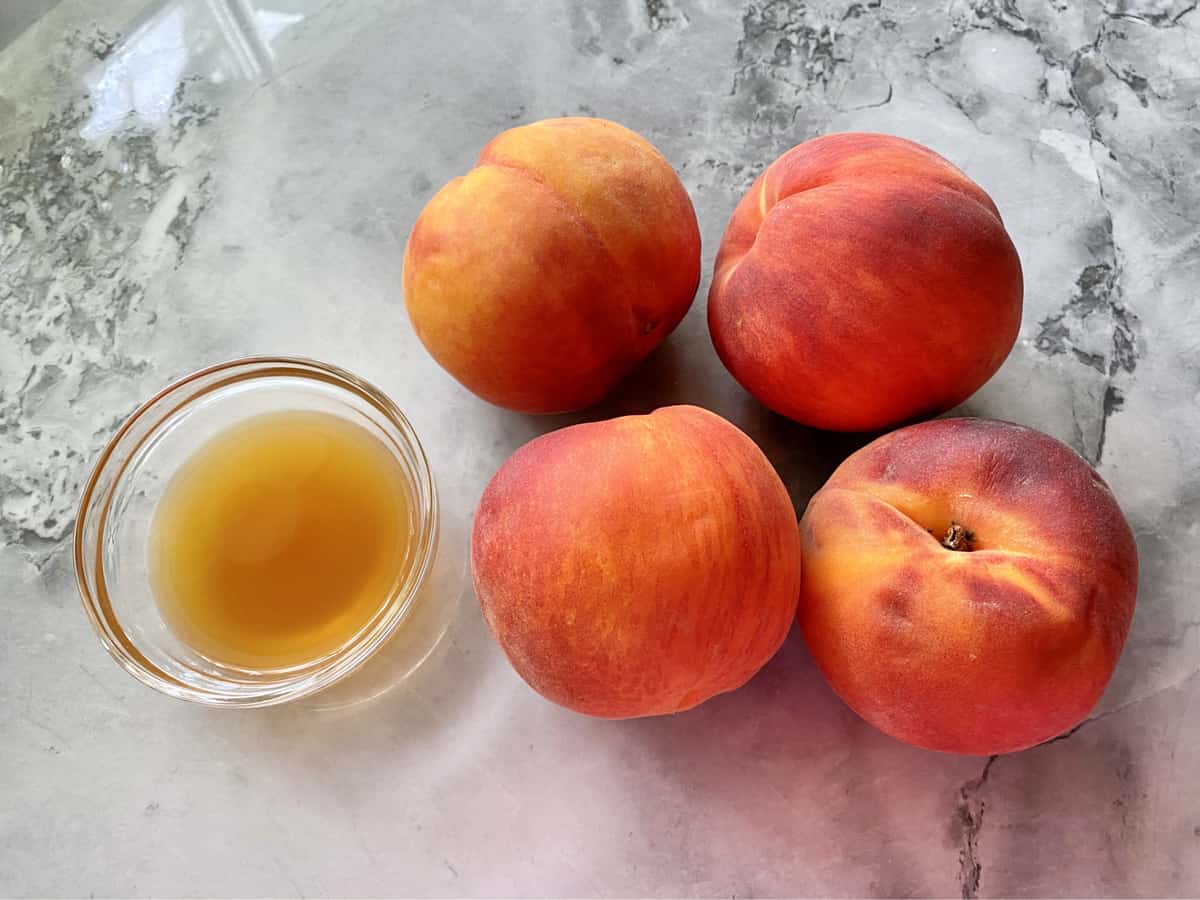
left=74, top=357, right=438, bottom=707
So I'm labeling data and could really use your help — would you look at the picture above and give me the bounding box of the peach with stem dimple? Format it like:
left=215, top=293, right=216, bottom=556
left=798, top=417, right=1138, bottom=755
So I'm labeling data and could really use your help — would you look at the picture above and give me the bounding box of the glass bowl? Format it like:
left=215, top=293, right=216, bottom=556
left=74, top=357, right=438, bottom=707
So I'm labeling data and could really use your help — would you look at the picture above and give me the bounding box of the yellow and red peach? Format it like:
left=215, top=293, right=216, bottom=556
left=798, top=417, right=1138, bottom=754
left=471, top=405, right=801, bottom=718
left=708, top=132, right=1023, bottom=432
left=403, top=117, right=701, bottom=414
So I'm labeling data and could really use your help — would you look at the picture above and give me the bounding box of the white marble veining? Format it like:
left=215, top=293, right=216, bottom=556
left=2, top=0, right=1199, bottom=896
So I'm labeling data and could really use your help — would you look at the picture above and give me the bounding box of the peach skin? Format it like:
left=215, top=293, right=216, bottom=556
left=708, top=132, right=1023, bottom=431
left=472, top=405, right=801, bottom=718
left=403, top=117, right=701, bottom=414
left=799, top=418, right=1138, bottom=755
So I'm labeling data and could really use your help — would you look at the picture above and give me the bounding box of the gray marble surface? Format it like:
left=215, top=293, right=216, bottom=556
left=2, top=0, right=1199, bottom=896
left=0, top=1, right=57, bottom=51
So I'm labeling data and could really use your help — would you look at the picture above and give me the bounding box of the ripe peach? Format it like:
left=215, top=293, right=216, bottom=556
left=798, top=418, right=1138, bottom=754
left=471, top=405, right=801, bottom=718
left=403, top=117, right=701, bottom=414
left=708, top=132, right=1023, bottom=431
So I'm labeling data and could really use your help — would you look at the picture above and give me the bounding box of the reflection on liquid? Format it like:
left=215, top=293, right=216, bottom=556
left=81, top=0, right=303, bottom=140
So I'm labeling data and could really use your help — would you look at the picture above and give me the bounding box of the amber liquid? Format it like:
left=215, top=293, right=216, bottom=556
left=149, top=410, right=413, bottom=669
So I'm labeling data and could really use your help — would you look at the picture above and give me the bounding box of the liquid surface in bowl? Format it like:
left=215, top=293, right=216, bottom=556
left=149, top=409, right=413, bottom=669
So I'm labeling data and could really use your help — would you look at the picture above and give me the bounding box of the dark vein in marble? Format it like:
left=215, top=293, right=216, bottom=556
left=730, top=1, right=857, bottom=130
left=846, top=81, right=892, bottom=110
left=952, top=2, right=1146, bottom=466
left=954, top=755, right=997, bottom=899
left=1094, top=384, right=1124, bottom=466
left=1037, top=719, right=1090, bottom=748
left=644, top=0, right=687, bottom=32
left=1106, top=2, right=1197, bottom=29
left=951, top=698, right=1137, bottom=899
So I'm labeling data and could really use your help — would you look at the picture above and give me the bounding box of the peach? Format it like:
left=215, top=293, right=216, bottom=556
left=403, top=117, right=701, bottom=414
left=471, top=405, right=801, bottom=717
left=798, top=418, right=1138, bottom=754
left=708, top=132, right=1023, bottom=431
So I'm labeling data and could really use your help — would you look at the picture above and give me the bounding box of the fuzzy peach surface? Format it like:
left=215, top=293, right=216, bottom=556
left=708, top=132, right=1023, bottom=432
left=471, top=405, right=801, bottom=718
left=403, top=117, right=701, bottom=414
left=798, top=417, right=1138, bottom=755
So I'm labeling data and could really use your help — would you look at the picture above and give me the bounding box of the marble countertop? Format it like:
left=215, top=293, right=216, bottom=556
left=2, top=0, right=1199, bottom=896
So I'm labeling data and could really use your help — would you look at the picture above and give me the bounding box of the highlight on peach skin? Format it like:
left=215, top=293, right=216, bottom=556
left=403, top=116, right=701, bottom=414
left=798, top=417, right=1138, bottom=755
left=471, top=405, right=801, bottom=718
left=708, top=132, right=1024, bottom=432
